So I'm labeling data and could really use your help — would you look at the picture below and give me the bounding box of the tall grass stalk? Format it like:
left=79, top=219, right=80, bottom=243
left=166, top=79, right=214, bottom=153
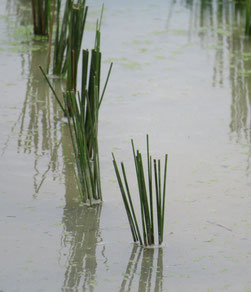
left=32, top=0, right=51, bottom=36
left=39, top=65, right=66, bottom=115
left=112, top=135, right=168, bottom=246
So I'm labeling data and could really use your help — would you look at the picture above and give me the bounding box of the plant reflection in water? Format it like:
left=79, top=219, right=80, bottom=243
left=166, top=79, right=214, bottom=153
left=61, top=204, right=102, bottom=292
left=120, top=246, right=163, bottom=292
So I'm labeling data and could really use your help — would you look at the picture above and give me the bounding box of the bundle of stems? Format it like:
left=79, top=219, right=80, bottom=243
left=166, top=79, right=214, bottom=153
left=51, top=0, right=88, bottom=85
left=40, top=7, right=112, bottom=204
left=112, top=135, right=168, bottom=246
left=63, top=31, right=112, bottom=203
left=63, top=89, right=101, bottom=205
left=32, top=0, right=51, bottom=36
left=63, top=52, right=112, bottom=204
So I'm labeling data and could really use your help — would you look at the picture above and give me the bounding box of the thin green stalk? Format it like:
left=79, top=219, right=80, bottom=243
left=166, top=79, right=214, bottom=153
left=99, top=62, right=113, bottom=108
left=160, top=154, right=168, bottom=244
left=112, top=154, right=138, bottom=242
left=121, top=162, right=143, bottom=245
left=132, top=148, right=147, bottom=246
left=81, top=49, right=89, bottom=101
left=147, top=135, right=154, bottom=244
left=39, top=66, right=66, bottom=114
left=137, top=152, right=152, bottom=245
left=157, top=159, right=162, bottom=244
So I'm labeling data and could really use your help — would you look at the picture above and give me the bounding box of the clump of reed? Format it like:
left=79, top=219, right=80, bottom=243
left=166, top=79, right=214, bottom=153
left=50, top=0, right=88, bottom=88
left=112, top=135, right=168, bottom=246
left=63, top=88, right=101, bottom=205
left=32, top=0, right=52, bottom=36
left=40, top=9, right=112, bottom=204
left=63, top=27, right=112, bottom=204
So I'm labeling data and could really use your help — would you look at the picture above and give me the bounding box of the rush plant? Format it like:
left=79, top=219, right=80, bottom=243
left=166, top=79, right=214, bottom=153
left=112, top=135, right=168, bottom=246
left=40, top=7, right=112, bottom=204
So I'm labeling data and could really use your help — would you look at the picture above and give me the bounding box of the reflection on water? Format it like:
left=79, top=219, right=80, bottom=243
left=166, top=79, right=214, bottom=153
left=61, top=204, right=102, bottom=292
left=229, top=38, right=251, bottom=146
left=17, top=47, right=65, bottom=194
left=120, top=246, right=163, bottom=292
left=167, top=0, right=251, bottom=146
left=5, top=0, right=31, bottom=27
left=183, top=0, right=251, bottom=146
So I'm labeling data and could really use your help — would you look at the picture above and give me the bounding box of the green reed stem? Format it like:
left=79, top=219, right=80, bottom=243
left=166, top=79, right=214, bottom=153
left=121, top=162, right=143, bottom=245
left=161, top=154, right=168, bottom=244
left=112, top=155, right=138, bottom=242
left=39, top=66, right=66, bottom=115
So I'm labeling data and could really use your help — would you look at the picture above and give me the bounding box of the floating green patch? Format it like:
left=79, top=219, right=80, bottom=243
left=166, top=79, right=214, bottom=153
left=215, top=28, right=230, bottom=36
left=205, top=45, right=223, bottom=50
left=113, top=146, right=121, bottom=150
left=89, top=279, right=97, bottom=286
left=104, top=57, right=128, bottom=63
left=171, top=49, right=182, bottom=55
left=239, top=69, right=251, bottom=76
left=242, top=52, right=251, bottom=57
left=85, top=21, right=97, bottom=31
left=207, top=238, right=215, bottom=242
left=123, top=61, right=141, bottom=69
left=195, top=27, right=208, bottom=33
left=139, top=48, right=147, bottom=53
left=172, top=29, right=186, bottom=36
left=155, top=55, right=166, bottom=60
left=124, top=39, right=153, bottom=46
left=132, top=39, right=153, bottom=45
left=13, top=25, right=33, bottom=39
left=152, top=30, right=168, bottom=36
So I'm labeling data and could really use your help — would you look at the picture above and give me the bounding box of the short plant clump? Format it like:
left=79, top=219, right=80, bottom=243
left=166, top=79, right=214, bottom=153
left=32, top=0, right=51, bottom=36
left=112, top=135, right=168, bottom=246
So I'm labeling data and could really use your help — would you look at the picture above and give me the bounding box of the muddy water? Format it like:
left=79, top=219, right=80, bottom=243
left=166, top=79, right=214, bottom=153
left=0, top=0, right=250, bottom=291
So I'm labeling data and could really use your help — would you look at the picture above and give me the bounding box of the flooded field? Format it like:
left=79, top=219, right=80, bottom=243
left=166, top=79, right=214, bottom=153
left=0, top=0, right=250, bottom=291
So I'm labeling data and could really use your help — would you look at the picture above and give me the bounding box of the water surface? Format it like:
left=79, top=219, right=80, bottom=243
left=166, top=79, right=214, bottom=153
left=0, top=0, right=250, bottom=291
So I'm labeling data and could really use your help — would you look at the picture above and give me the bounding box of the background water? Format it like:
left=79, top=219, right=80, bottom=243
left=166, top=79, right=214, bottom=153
left=0, top=0, right=250, bottom=291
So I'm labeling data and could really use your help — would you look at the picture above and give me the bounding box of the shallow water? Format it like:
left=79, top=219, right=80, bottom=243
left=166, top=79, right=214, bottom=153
left=0, top=0, right=250, bottom=291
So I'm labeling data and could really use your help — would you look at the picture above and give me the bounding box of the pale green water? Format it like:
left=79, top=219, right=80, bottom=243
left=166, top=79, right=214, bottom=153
left=0, top=0, right=250, bottom=291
